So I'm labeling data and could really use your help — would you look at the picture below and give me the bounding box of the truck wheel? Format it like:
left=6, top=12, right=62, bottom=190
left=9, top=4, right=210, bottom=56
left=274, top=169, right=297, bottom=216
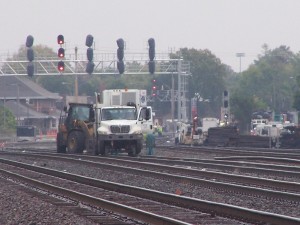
left=99, top=141, right=108, bottom=156
left=57, top=132, right=66, bottom=153
left=67, top=131, right=84, bottom=154
left=128, top=145, right=137, bottom=157
left=136, top=141, right=142, bottom=155
left=94, top=142, right=99, bottom=155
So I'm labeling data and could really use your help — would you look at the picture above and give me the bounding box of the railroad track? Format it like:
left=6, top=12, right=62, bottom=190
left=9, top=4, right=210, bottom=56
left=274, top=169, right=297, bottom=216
left=2, top=151, right=300, bottom=194
left=158, top=145, right=300, bottom=160
left=2, top=151, right=300, bottom=190
left=0, top=158, right=299, bottom=225
left=2, top=142, right=300, bottom=224
left=5, top=140, right=300, bottom=160
left=1, top=152, right=300, bottom=223
left=117, top=155, right=300, bottom=180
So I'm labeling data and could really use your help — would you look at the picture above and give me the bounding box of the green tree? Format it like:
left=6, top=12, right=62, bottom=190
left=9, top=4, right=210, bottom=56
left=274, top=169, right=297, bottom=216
left=231, top=45, right=297, bottom=132
left=171, top=48, right=232, bottom=118
left=0, top=106, right=17, bottom=135
left=291, top=53, right=300, bottom=111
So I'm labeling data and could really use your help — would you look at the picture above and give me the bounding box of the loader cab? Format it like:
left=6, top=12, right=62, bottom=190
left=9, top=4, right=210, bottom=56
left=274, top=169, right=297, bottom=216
left=65, top=103, right=94, bottom=130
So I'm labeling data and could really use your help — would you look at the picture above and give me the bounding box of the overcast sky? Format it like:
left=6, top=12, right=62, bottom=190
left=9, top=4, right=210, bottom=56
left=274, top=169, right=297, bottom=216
left=1, top=0, right=300, bottom=72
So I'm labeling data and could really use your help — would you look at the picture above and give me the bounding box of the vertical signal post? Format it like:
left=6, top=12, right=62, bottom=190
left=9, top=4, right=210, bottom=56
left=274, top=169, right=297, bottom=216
left=26, top=35, right=34, bottom=77
left=57, top=35, right=65, bottom=73
left=85, top=34, right=95, bottom=74
left=116, top=38, right=125, bottom=74
left=223, top=90, right=229, bottom=124
left=148, top=38, right=155, bottom=74
left=152, top=78, right=157, bottom=97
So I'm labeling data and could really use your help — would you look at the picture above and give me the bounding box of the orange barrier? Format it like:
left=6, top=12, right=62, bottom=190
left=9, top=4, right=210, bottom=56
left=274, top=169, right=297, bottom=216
left=46, top=129, right=57, bottom=138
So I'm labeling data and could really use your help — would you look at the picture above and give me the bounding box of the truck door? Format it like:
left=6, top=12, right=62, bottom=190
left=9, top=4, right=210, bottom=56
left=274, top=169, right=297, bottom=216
left=138, top=106, right=153, bottom=133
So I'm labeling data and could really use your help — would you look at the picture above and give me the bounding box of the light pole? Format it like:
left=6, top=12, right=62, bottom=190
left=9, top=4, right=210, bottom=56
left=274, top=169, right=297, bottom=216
left=236, top=53, right=245, bottom=74
left=26, top=98, right=30, bottom=125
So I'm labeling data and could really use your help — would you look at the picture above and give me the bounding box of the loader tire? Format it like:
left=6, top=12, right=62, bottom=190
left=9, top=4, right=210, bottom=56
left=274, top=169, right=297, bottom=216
left=57, top=132, right=66, bottom=153
left=67, top=131, right=85, bottom=154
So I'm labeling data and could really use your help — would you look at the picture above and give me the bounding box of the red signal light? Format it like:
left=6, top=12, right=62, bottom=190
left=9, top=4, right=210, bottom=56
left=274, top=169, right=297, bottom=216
left=57, top=34, right=64, bottom=45
left=58, top=48, right=65, bottom=58
left=58, top=61, right=65, bottom=72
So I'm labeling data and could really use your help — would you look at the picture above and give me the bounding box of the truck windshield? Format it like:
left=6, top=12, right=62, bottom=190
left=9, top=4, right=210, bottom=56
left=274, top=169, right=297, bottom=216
left=102, top=108, right=137, bottom=120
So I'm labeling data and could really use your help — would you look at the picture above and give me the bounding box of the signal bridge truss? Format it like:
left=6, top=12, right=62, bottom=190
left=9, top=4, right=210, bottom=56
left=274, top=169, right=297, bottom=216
left=0, top=55, right=191, bottom=122
left=0, top=57, right=190, bottom=76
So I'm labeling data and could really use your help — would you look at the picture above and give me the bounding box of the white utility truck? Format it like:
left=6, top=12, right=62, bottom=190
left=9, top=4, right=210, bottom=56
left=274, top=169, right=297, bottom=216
left=101, top=89, right=154, bottom=134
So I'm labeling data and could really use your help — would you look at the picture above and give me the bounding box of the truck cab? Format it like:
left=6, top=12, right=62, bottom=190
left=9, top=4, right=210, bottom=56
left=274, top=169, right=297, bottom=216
left=101, top=89, right=154, bottom=134
left=96, top=103, right=151, bottom=156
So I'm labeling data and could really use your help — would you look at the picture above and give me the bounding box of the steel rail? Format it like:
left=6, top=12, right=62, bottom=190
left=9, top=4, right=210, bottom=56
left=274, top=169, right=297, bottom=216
left=40, top=152, right=300, bottom=192
left=0, top=160, right=300, bottom=225
left=215, top=156, right=300, bottom=165
left=160, top=146, right=300, bottom=159
left=0, top=157, right=300, bottom=225
left=119, top=154, right=300, bottom=172
left=1, top=153, right=300, bottom=199
left=114, top=155, right=300, bottom=179
left=0, top=168, right=191, bottom=225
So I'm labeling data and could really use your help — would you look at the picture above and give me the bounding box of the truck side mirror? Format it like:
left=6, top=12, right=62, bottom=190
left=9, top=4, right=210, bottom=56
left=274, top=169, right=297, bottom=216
left=139, top=107, right=151, bottom=121
left=63, top=106, right=68, bottom=113
left=97, top=93, right=101, bottom=104
left=90, top=109, right=95, bottom=122
left=145, top=108, right=151, bottom=120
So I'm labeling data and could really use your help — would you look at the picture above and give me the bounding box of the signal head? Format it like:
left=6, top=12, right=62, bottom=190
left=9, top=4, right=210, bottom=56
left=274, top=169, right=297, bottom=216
left=85, top=34, right=94, bottom=47
left=26, top=35, right=34, bottom=48
left=57, top=35, right=64, bottom=45
left=116, top=38, right=124, bottom=49
left=58, top=48, right=65, bottom=58
left=148, top=38, right=155, bottom=48
left=58, top=61, right=65, bottom=72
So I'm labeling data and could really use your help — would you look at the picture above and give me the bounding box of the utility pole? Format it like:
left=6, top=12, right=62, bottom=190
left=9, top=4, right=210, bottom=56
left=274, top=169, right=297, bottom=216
left=75, top=46, right=78, bottom=103
left=171, top=72, right=175, bottom=132
left=26, top=98, right=29, bottom=125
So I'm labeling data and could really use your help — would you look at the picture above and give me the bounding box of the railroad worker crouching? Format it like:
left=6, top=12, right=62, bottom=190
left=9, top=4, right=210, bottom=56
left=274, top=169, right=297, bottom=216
left=146, top=131, right=156, bottom=155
